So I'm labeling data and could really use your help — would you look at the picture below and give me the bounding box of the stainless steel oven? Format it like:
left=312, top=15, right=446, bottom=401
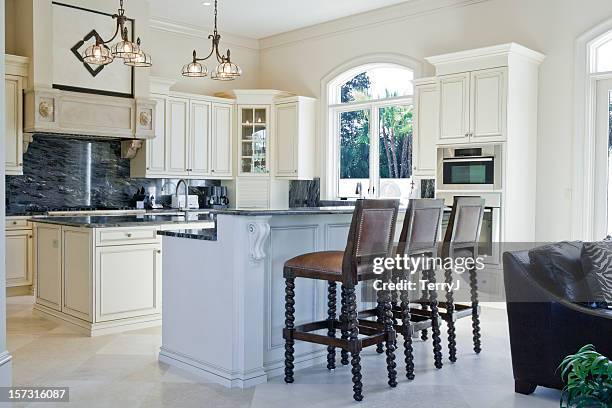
left=437, top=145, right=502, bottom=191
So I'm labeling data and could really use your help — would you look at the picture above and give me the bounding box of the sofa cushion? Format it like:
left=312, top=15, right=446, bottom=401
left=528, top=241, right=592, bottom=302
left=580, top=241, right=612, bottom=307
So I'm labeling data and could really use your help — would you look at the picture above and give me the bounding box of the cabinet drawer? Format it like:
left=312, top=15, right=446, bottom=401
left=6, top=218, right=30, bottom=230
left=96, top=227, right=160, bottom=246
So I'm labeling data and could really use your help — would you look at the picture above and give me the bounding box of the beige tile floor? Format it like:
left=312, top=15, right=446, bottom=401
left=6, top=296, right=560, bottom=407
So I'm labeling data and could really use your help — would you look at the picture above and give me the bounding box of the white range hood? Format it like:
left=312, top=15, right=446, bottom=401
left=23, top=87, right=156, bottom=140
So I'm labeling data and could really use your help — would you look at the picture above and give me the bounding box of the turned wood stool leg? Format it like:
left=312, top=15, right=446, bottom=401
left=346, top=285, right=363, bottom=401
left=400, top=270, right=415, bottom=380
left=420, top=268, right=429, bottom=341
left=428, top=268, right=443, bottom=369
left=327, top=281, right=337, bottom=370
left=340, top=285, right=350, bottom=365
left=284, top=277, right=296, bottom=383
left=469, top=266, right=482, bottom=353
left=444, top=266, right=457, bottom=363
left=378, top=286, right=397, bottom=388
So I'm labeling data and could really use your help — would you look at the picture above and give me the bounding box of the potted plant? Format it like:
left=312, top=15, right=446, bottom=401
left=558, top=344, right=612, bottom=408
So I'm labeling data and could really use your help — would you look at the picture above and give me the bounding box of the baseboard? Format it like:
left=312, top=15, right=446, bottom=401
left=33, top=303, right=162, bottom=336
left=6, top=286, right=32, bottom=297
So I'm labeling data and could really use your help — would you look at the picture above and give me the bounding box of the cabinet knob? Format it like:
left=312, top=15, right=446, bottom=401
left=157, top=250, right=161, bottom=254
left=126, top=233, right=132, bottom=238
left=146, top=167, right=150, bottom=170
left=211, top=170, right=215, bottom=172
left=12, top=221, right=17, bottom=225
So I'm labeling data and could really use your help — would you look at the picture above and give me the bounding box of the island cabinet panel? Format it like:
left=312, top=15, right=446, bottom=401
left=95, top=243, right=161, bottom=322
left=35, top=224, right=63, bottom=311
left=62, top=228, right=93, bottom=322
left=6, top=229, right=32, bottom=287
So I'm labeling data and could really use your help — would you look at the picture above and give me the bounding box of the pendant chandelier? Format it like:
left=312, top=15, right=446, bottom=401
left=82, top=0, right=152, bottom=68
left=182, top=0, right=242, bottom=80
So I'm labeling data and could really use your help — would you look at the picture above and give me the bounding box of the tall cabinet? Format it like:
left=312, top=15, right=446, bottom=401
left=422, top=42, right=545, bottom=243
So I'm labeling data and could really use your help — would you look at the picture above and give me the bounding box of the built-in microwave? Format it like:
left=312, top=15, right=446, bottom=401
left=437, top=145, right=502, bottom=191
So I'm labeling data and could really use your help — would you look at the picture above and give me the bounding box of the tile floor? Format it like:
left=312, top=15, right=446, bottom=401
left=6, top=296, right=560, bottom=407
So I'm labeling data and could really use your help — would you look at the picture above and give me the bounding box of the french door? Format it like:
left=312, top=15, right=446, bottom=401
left=594, top=79, right=612, bottom=238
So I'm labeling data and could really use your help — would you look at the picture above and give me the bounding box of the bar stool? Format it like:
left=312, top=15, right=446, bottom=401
left=360, top=199, right=445, bottom=375
left=439, top=196, right=485, bottom=362
left=283, top=199, right=400, bottom=401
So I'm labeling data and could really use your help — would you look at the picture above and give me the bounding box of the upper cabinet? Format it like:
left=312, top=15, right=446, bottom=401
left=238, top=106, right=270, bottom=176
left=274, top=96, right=316, bottom=180
left=413, top=79, right=439, bottom=177
left=131, top=91, right=234, bottom=180
left=5, top=55, right=29, bottom=176
left=437, top=68, right=507, bottom=145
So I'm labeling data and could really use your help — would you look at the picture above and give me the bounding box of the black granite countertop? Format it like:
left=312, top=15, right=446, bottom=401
left=157, top=229, right=217, bottom=241
left=209, top=206, right=357, bottom=216
left=30, top=213, right=215, bottom=228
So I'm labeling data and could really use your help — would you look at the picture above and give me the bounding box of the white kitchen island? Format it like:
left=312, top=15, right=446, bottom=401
left=158, top=207, right=365, bottom=388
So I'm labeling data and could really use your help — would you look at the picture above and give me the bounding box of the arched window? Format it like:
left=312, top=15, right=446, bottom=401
left=327, top=63, right=414, bottom=201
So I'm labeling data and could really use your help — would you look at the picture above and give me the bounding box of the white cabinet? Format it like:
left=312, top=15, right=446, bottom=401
left=5, top=75, right=24, bottom=175
left=35, top=224, right=62, bottom=311
left=274, top=97, right=316, bottom=179
left=5, top=55, right=28, bottom=176
left=6, top=229, right=32, bottom=287
left=34, top=224, right=162, bottom=334
left=166, top=97, right=190, bottom=175
left=470, top=68, right=507, bottom=142
left=439, top=73, right=470, bottom=144
left=131, top=93, right=234, bottom=179
left=95, top=243, right=161, bottom=322
left=413, top=79, right=439, bottom=176
left=189, top=100, right=211, bottom=177
left=211, top=103, right=233, bottom=178
left=437, top=68, right=507, bottom=145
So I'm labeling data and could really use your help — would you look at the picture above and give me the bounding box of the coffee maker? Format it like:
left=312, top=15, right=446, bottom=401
left=201, top=186, right=230, bottom=209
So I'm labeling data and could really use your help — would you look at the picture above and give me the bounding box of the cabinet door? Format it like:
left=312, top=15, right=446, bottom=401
left=166, top=97, right=189, bottom=175
left=238, top=106, right=269, bottom=176
left=189, top=100, right=211, bottom=177
left=35, top=225, right=62, bottom=311
left=211, top=103, right=233, bottom=177
left=275, top=102, right=298, bottom=177
left=470, top=68, right=507, bottom=142
left=413, top=82, right=439, bottom=176
left=6, top=230, right=32, bottom=287
left=95, top=243, right=161, bottom=322
left=62, top=228, right=93, bottom=322
left=439, top=73, right=470, bottom=144
left=147, top=96, right=167, bottom=174
left=5, top=75, right=23, bottom=175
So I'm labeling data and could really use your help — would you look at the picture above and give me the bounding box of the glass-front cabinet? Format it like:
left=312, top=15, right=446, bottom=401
left=239, top=106, right=269, bottom=175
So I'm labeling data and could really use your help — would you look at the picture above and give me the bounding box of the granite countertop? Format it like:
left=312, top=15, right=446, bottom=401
left=157, top=229, right=217, bottom=241
left=209, top=206, right=357, bottom=216
left=30, top=213, right=215, bottom=228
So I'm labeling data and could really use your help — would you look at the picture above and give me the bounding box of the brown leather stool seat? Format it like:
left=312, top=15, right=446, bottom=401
left=284, top=251, right=344, bottom=281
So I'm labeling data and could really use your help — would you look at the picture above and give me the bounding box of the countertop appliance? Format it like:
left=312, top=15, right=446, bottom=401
left=437, top=144, right=502, bottom=191
left=201, top=186, right=229, bottom=209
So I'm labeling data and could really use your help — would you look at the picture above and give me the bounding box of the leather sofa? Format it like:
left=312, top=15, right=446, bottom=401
left=503, top=249, right=612, bottom=394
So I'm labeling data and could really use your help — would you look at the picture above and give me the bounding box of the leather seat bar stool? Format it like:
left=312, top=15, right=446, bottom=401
left=438, top=196, right=485, bottom=363
left=359, top=199, right=445, bottom=376
left=283, top=199, right=400, bottom=402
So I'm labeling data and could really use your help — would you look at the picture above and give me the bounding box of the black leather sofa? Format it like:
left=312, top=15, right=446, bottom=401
left=503, top=249, right=612, bottom=394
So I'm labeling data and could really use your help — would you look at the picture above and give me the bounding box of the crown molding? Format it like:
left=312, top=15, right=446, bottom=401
left=259, top=0, right=492, bottom=50
left=149, top=17, right=260, bottom=51
left=426, top=42, right=546, bottom=65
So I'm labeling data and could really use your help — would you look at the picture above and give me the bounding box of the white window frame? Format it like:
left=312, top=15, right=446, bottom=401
left=330, top=96, right=413, bottom=199
left=319, top=54, right=422, bottom=200
left=573, top=19, right=612, bottom=240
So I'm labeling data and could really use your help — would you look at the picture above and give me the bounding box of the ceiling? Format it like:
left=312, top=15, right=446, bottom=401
left=148, top=0, right=411, bottom=39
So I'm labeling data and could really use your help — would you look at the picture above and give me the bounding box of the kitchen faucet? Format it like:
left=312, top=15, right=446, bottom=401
left=175, top=179, right=189, bottom=210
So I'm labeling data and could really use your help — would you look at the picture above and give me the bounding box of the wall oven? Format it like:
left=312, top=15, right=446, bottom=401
left=437, top=145, right=502, bottom=191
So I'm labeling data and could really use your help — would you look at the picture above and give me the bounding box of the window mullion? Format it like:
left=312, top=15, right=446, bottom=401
left=370, top=105, right=380, bottom=198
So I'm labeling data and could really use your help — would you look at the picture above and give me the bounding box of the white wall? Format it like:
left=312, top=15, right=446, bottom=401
left=0, top=0, right=13, bottom=387
left=148, top=24, right=260, bottom=94
left=257, top=0, right=612, bottom=241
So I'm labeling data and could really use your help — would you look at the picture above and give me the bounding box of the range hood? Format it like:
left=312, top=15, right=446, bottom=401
left=24, top=87, right=156, bottom=140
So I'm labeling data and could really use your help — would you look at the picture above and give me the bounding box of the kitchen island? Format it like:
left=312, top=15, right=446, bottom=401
left=30, top=213, right=215, bottom=336
left=158, top=207, right=385, bottom=388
